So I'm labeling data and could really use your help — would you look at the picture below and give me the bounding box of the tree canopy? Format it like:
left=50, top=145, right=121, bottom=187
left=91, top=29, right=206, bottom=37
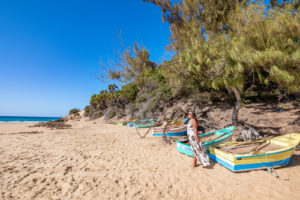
left=86, top=0, right=300, bottom=124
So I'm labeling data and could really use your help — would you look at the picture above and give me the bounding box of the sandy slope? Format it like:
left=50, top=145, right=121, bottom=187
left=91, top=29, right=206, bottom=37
left=0, top=118, right=300, bottom=200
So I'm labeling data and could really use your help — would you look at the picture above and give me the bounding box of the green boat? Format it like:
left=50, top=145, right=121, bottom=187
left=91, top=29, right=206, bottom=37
left=135, top=122, right=155, bottom=129
left=177, top=126, right=235, bottom=157
left=126, top=119, right=160, bottom=129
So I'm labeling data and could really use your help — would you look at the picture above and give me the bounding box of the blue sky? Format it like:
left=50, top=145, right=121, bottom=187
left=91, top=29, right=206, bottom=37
left=0, top=0, right=170, bottom=117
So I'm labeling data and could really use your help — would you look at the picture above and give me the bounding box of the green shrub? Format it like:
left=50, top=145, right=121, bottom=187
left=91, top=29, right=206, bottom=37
left=69, top=108, right=80, bottom=115
left=109, top=109, right=116, bottom=119
left=120, top=82, right=139, bottom=101
left=84, top=106, right=91, bottom=117
left=98, top=112, right=104, bottom=118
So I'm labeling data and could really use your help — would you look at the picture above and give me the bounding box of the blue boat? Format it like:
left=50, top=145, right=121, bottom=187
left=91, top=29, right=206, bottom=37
left=127, top=119, right=159, bottom=129
left=152, top=124, right=187, bottom=136
left=176, top=126, right=235, bottom=156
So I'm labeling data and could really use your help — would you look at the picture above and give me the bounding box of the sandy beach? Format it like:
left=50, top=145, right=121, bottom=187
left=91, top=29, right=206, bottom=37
left=1, top=109, right=300, bottom=200
left=2, top=0, right=300, bottom=199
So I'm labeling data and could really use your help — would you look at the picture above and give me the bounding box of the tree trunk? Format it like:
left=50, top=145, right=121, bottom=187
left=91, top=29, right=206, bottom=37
left=231, top=87, right=242, bottom=126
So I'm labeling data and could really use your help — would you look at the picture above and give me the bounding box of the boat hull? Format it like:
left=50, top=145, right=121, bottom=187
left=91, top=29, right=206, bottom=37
left=127, top=121, right=155, bottom=128
left=176, top=126, right=234, bottom=156
left=209, top=151, right=293, bottom=172
left=127, top=122, right=136, bottom=127
left=153, top=130, right=187, bottom=136
left=209, top=133, right=300, bottom=172
left=152, top=125, right=187, bottom=136
left=136, top=123, right=154, bottom=128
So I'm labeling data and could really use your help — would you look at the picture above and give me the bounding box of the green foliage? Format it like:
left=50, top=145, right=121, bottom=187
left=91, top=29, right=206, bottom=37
left=108, top=84, right=118, bottom=94
left=149, top=0, right=300, bottom=97
left=143, top=0, right=300, bottom=124
left=86, top=0, right=300, bottom=121
left=109, top=43, right=156, bottom=87
left=120, top=82, right=139, bottom=101
left=109, top=109, right=116, bottom=119
left=69, top=108, right=80, bottom=115
left=84, top=106, right=91, bottom=117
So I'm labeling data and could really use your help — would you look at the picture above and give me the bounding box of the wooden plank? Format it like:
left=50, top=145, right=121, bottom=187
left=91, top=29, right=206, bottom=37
left=222, top=136, right=273, bottom=151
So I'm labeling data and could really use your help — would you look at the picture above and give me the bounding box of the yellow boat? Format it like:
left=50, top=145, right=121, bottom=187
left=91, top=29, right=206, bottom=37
left=209, top=133, right=300, bottom=172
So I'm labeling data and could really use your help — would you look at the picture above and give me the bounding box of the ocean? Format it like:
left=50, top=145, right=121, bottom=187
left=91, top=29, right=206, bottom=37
left=0, top=116, right=62, bottom=123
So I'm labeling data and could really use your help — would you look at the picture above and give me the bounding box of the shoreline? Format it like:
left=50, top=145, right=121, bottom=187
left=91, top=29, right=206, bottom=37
left=0, top=116, right=62, bottom=124
left=0, top=121, right=43, bottom=124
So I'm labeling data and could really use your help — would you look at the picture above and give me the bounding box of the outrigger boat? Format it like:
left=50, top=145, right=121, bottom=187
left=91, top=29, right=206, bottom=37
left=127, top=122, right=136, bottom=127
left=152, top=124, right=187, bottom=136
left=127, top=119, right=159, bottom=129
left=176, top=126, right=235, bottom=156
left=135, top=122, right=155, bottom=129
left=209, top=133, right=300, bottom=172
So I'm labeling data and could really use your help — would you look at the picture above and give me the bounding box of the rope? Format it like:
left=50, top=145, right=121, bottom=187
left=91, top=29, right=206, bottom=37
left=134, top=120, right=161, bottom=139
left=134, top=125, right=153, bottom=139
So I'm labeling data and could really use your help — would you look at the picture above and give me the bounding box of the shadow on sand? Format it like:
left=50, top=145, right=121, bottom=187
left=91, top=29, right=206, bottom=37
left=286, top=146, right=300, bottom=168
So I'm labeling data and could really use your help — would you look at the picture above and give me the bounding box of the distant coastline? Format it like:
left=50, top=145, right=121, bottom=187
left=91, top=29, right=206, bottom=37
left=0, top=116, right=61, bottom=124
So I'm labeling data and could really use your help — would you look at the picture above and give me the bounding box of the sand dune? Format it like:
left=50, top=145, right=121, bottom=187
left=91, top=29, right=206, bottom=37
left=0, top=119, right=300, bottom=200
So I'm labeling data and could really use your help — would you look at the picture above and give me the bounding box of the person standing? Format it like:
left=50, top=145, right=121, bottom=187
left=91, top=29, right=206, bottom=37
left=187, top=111, right=210, bottom=167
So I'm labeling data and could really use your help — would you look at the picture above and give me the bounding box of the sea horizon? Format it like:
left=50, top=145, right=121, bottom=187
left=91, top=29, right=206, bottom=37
left=0, top=116, right=62, bottom=123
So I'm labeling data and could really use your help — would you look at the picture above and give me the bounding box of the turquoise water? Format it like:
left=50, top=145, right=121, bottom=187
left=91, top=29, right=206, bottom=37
left=0, top=116, right=62, bottom=123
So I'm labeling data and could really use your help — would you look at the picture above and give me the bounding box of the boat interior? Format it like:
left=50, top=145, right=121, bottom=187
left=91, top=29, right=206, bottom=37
left=217, top=140, right=284, bottom=154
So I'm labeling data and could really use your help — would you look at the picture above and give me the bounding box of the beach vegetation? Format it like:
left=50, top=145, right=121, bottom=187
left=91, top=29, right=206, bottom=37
left=84, top=106, right=91, bottom=117
left=69, top=108, right=80, bottom=115
left=108, top=109, right=116, bottom=119
left=143, top=0, right=300, bottom=125
left=85, top=0, right=300, bottom=125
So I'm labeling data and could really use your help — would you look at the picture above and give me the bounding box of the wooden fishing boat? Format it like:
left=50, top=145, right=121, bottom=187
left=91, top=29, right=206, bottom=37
left=127, top=122, right=136, bottom=127
left=127, top=119, right=156, bottom=128
left=135, top=122, right=155, bottom=129
left=176, top=126, right=235, bottom=157
left=135, top=119, right=159, bottom=129
left=152, top=124, right=187, bottom=136
left=209, top=133, right=300, bottom=172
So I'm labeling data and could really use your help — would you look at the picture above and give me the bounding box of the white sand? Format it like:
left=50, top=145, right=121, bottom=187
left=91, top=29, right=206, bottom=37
left=1, top=120, right=300, bottom=200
